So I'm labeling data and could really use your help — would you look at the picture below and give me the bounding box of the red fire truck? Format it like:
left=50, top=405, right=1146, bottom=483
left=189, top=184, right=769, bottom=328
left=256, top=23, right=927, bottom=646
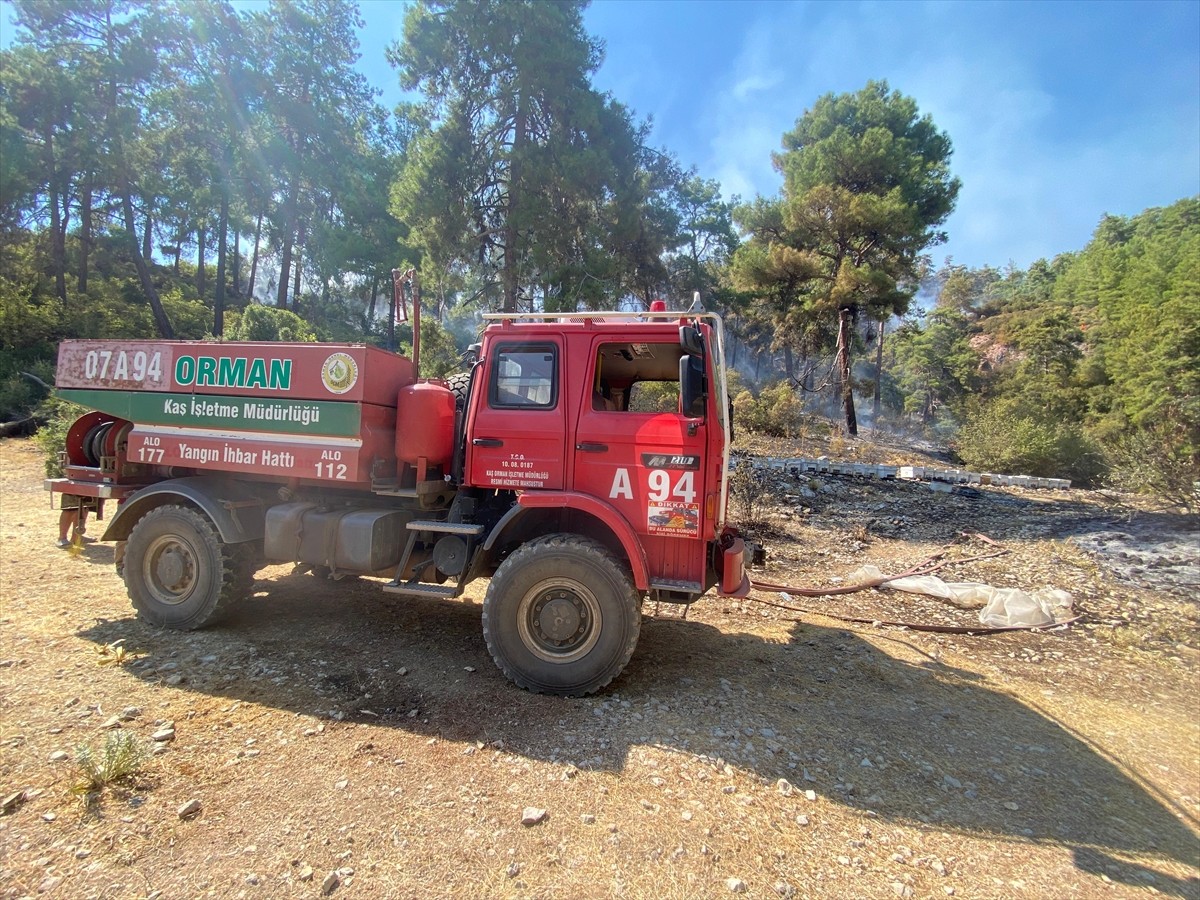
left=47, top=302, right=750, bottom=695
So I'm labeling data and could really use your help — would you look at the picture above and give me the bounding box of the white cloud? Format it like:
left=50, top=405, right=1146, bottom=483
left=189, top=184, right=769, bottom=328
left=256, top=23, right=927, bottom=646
left=688, top=1, right=1199, bottom=268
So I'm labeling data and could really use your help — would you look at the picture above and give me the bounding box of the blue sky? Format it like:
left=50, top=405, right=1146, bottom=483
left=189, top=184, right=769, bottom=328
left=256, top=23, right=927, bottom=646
left=359, top=0, right=1200, bottom=271
left=5, top=0, right=1198, bottom=271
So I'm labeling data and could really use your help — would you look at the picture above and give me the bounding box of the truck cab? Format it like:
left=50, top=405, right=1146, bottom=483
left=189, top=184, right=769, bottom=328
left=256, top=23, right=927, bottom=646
left=463, top=311, right=741, bottom=603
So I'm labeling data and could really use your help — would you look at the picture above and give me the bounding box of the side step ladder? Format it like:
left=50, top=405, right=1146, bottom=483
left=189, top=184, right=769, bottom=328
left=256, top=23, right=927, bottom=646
left=382, top=520, right=483, bottom=599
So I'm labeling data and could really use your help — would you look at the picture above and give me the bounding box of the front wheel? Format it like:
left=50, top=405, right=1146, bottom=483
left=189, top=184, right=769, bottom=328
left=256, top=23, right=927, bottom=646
left=124, top=505, right=251, bottom=629
left=482, top=534, right=641, bottom=696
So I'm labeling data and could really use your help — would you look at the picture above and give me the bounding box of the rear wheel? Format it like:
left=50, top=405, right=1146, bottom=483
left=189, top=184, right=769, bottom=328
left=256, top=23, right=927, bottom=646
left=483, top=534, right=641, bottom=696
left=124, top=505, right=251, bottom=629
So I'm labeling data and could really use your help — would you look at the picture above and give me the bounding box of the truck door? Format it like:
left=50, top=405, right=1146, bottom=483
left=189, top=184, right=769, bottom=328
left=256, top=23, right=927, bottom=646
left=466, top=341, right=565, bottom=491
left=572, top=339, right=709, bottom=588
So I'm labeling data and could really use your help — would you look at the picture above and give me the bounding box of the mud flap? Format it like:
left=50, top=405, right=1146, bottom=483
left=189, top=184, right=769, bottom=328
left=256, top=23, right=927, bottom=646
left=718, top=536, right=751, bottom=598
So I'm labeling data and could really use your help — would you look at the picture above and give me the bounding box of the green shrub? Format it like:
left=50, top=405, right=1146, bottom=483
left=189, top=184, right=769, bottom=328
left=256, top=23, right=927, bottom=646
left=226, top=305, right=317, bottom=342
left=34, top=396, right=88, bottom=478
left=730, top=380, right=804, bottom=438
left=956, top=399, right=1106, bottom=484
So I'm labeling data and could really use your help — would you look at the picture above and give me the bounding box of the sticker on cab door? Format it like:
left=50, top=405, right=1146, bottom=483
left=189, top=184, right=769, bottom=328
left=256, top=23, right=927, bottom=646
left=647, top=502, right=700, bottom=536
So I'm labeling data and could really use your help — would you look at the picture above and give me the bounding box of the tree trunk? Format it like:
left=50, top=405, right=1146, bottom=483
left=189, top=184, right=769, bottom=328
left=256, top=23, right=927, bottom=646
left=77, top=180, right=92, bottom=294
left=196, top=224, right=206, bottom=299
left=502, top=94, right=527, bottom=313
left=837, top=307, right=858, bottom=436
left=173, top=244, right=181, bottom=274
left=232, top=226, right=240, bottom=296
left=101, top=1, right=170, bottom=338
left=783, top=345, right=795, bottom=383
left=291, top=224, right=304, bottom=315
left=249, top=212, right=262, bottom=301
left=277, top=232, right=293, bottom=309
left=872, top=318, right=885, bottom=424
left=276, top=174, right=300, bottom=309
left=44, top=127, right=66, bottom=303
left=365, top=272, right=379, bottom=333
left=214, top=192, right=228, bottom=337
left=142, top=213, right=153, bottom=261
left=120, top=177, right=174, bottom=338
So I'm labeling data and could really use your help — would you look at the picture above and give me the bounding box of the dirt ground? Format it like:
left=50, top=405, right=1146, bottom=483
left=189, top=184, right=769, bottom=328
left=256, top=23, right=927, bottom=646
left=1, top=435, right=1197, bottom=899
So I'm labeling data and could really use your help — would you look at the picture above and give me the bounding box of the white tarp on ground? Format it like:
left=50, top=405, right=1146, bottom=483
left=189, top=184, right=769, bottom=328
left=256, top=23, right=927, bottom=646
left=847, top=565, right=1074, bottom=628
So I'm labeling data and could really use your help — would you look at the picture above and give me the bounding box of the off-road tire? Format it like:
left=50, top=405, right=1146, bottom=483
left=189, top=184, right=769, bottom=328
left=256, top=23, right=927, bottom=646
left=482, top=534, right=641, bottom=696
left=124, top=505, right=250, bottom=630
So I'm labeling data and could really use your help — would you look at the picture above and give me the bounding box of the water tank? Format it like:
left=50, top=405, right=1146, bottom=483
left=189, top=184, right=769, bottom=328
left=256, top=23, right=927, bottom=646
left=395, top=381, right=455, bottom=470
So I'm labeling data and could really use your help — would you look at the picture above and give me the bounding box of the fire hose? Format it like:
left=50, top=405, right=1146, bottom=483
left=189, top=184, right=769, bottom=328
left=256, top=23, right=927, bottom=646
left=744, top=532, right=1083, bottom=634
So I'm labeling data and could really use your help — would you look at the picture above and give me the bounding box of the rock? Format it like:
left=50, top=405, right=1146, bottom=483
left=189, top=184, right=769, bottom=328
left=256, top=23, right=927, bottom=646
left=521, top=807, right=547, bottom=826
left=164, top=675, right=185, bottom=686
left=860, top=758, right=873, bottom=767
left=795, top=815, right=809, bottom=826
left=48, top=750, right=69, bottom=762
left=726, top=877, right=748, bottom=893
left=776, top=778, right=794, bottom=796
left=580, top=814, right=596, bottom=825
left=152, top=728, right=175, bottom=743
left=100, top=715, right=122, bottom=729
left=506, top=862, right=521, bottom=878
left=1, top=789, right=27, bottom=812
left=804, top=790, right=817, bottom=802
left=321, top=871, right=340, bottom=895
left=943, top=775, right=962, bottom=789
left=245, top=874, right=261, bottom=885
left=177, top=798, right=202, bottom=819
left=37, top=875, right=63, bottom=893
left=892, top=882, right=913, bottom=897
left=120, top=706, right=141, bottom=721
left=41, top=812, right=56, bottom=822
left=1003, top=801, right=1020, bottom=811
left=298, top=866, right=314, bottom=882
left=773, top=881, right=794, bottom=897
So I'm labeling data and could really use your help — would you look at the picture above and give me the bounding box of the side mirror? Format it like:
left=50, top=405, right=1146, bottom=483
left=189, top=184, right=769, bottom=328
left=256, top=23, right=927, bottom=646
left=679, top=325, right=704, bottom=357
left=679, top=354, right=706, bottom=417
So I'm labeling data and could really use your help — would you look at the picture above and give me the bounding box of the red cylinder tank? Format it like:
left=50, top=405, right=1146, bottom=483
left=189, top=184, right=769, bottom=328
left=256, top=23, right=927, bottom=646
left=395, top=381, right=456, bottom=470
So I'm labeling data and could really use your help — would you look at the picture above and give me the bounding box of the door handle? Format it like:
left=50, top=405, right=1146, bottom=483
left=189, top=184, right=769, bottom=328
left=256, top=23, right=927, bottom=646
left=472, top=438, right=503, bottom=447
left=576, top=442, right=608, bottom=452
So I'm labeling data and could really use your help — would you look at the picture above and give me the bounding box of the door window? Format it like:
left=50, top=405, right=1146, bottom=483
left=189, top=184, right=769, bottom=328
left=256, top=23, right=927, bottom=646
left=490, top=346, right=557, bottom=409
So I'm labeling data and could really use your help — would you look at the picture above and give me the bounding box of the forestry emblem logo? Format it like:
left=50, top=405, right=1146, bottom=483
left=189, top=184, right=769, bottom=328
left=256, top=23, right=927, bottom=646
left=321, top=352, right=358, bottom=394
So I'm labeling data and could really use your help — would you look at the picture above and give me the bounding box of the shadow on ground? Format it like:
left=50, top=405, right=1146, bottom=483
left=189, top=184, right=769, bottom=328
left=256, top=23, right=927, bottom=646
left=80, top=571, right=1200, bottom=895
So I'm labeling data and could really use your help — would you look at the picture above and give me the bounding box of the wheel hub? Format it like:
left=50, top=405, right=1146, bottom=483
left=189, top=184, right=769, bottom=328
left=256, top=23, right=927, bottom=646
left=155, top=547, right=189, bottom=591
left=516, top=577, right=603, bottom=663
left=532, top=593, right=587, bottom=646
left=146, top=537, right=196, bottom=603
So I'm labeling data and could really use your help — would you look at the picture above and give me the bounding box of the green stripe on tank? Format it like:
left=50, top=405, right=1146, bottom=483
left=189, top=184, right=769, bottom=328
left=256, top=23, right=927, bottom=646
left=56, top=389, right=362, bottom=437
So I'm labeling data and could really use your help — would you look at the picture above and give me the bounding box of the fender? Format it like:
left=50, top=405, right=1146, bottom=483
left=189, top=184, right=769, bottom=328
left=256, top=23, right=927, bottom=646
left=485, top=492, right=650, bottom=591
left=100, top=476, right=267, bottom=544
